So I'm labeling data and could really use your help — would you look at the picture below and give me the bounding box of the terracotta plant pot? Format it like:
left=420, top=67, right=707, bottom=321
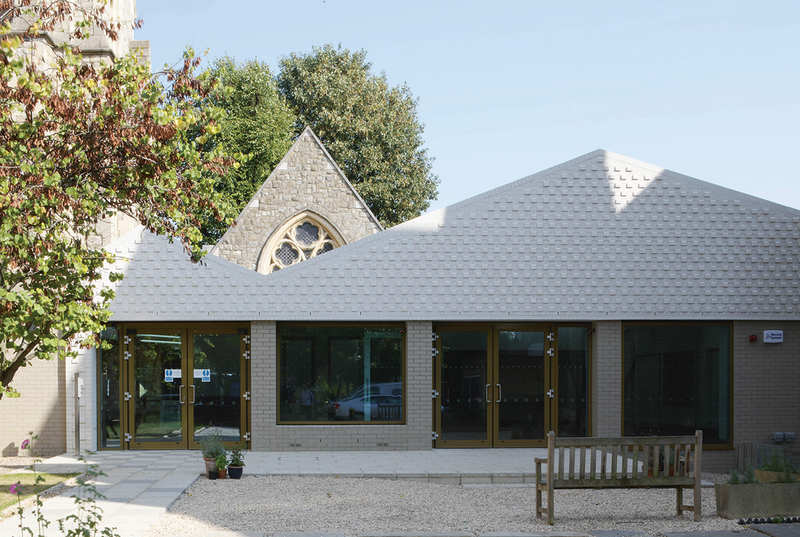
left=203, top=458, right=216, bottom=478
left=218, top=467, right=227, bottom=479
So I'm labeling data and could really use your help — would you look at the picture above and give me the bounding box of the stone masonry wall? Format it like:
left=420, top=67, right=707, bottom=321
left=250, top=320, right=432, bottom=451
left=213, top=129, right=381, bottom=272
left=0, top=356, right=66, bottom=457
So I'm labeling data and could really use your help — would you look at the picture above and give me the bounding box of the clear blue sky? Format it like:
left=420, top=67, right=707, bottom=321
left=135, top=0, right=799, bottom=214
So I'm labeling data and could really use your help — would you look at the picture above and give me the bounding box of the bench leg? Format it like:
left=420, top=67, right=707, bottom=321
left=694, top=479, right=702, bottom=521
left=547, top=483, right=554, bottom=525
left=676, top=487, right=683, bottom=516
left=535, top=486, right=542, bottom=520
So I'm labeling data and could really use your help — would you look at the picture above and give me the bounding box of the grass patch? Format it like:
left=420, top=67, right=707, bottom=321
left=0, top=473, right=81, bottom=512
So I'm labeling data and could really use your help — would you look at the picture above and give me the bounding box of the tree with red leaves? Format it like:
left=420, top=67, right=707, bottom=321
left=0, top=1, right=233, bottom=398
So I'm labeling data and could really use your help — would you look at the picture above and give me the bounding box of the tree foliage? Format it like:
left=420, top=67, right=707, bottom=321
left=0, top=0, right=231, bottom=398
left=199, top=56, right=294, bottom=243
left=277, top=44, right=438, bottom=228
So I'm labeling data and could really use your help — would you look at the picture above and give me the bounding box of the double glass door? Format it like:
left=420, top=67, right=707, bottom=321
left=433, top=324, right=589, bottom=448
left=99, top=323, right=249, bottom=450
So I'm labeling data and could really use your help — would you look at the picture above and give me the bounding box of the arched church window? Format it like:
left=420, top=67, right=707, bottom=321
left=258, top=213, right=344, bottom=274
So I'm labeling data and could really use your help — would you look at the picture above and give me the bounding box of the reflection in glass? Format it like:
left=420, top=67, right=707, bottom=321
left=133, top=333, right=183, bottom=443
left=557, top=327, right=589, bottom=437
left=623, top=324, right=731, bottom=444
left=99, top=328, right=120, bottom=448
left=192, top=333, right=241, bottom=442
left=440, top=331, right=488, bottom=442
left=497, top=331, right=545, bottom=441
left=279, top=326, right=403, bottom=423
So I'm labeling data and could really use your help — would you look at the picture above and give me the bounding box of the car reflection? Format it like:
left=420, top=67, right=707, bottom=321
left=331, top=394, right=402, bottom=420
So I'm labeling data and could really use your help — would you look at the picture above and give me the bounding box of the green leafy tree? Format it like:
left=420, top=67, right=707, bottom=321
left=0, top=1, right=231, bottom=398
left=199, top=56, right=295, bottom=243
left=278, top=44, right=438, bottom=228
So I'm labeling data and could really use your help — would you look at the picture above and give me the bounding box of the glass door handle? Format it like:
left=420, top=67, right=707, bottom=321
left=496, top=384, right=502, bottom=403
left=190, top=384, right=196, bottom=404
left=485, top=384, right=491, bottom=404
left=179, top=385, right=185, bottom=404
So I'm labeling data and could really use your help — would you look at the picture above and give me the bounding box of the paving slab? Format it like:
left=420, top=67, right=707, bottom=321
left=588, top=532, right=647, bottom=537
left=748, top=524, right=800, bottom=537
left=663, top=531, right=762, bottom=537
left=275, top=533, right=347, bottom=537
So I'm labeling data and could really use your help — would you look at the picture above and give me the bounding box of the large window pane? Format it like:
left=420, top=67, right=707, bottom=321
left=279, top=325, right=403, bottom=423
left=623, top=324, right=731, bottom=445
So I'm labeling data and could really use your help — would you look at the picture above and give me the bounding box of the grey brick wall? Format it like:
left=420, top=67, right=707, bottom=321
left=592, top=321, right=622, bottom=437
left=249, top=321, right=432, bottom=451
left=720, top=320, right=800, bottom=473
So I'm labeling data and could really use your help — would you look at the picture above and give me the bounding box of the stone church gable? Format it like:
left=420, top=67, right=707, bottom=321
left=211, top=127, right=382, bottom=272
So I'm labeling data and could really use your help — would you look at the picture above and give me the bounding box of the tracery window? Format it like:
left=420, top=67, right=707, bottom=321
left=258, top=213, right=344, bottom=274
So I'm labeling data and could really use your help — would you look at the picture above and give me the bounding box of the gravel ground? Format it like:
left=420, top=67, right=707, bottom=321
left=144, top=473, right=737, bottom=537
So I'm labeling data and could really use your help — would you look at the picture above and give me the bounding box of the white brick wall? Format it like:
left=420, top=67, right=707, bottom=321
left=0, top=357, right=66, bottom=456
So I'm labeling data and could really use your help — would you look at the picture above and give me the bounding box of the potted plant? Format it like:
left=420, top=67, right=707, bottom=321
left=199, top=433, right=225, bottom=478
left=215, top=453, right=227, bottom=479
left=754, top=452, right=800, bottom=483
left=227, top=444, right=245, bottom=479
left=715, top=461, right=800, bottom=519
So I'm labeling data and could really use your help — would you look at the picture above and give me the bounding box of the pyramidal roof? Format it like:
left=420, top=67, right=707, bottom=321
left=106, top=150, right=800, bottom=322
left=260, top=149, right=800, bottom=321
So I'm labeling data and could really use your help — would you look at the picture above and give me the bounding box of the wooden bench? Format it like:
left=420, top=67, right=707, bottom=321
left=535, top=430, right=703, bottom=525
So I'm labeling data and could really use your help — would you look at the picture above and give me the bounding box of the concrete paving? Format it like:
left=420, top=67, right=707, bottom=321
left=0, top=449, right=782, bottom=537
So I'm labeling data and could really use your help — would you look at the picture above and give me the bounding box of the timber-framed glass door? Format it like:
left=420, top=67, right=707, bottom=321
left=433, top=323, right=588, bottom=448
left=120, top=323, right=250, bottom=450
left=127, top=327, right=187, bottom=448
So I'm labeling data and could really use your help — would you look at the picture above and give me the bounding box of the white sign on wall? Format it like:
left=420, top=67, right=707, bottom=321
left=764, top=330, right=784, bottom=344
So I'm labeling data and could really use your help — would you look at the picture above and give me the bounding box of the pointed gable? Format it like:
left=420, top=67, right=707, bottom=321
left=211, top=127, right=382, bottom=272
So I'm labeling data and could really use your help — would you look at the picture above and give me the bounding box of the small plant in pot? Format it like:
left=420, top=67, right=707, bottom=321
left=227, top=444, right=245, bottom=479
left=215, top=453, right=227, bottom=479
left=199, top=433, right=225, bottom=478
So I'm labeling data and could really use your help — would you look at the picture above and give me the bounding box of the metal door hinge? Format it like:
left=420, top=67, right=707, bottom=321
left=243, top=350, right=251, bottom=360
left=431, top=389, right=439, bottom=399
left=123, top=335, right=132, bottom=345
left=547, top=389, right=555, bottom=398
left=124, top=350, right=131, bottom=360
left=432, top=431, right=439, bottom=440
left=243, top=391, right=251, bottom=401
left=124, top=433, right=132, bottom=442
left=124, top=392, right=132, bottom=401
left=547, top=333, right=555, bottom=341
left=432, top=333, right=439, bottom=342
left=242, top=335, right=250, bottom=345
left=244, top=432, right=251, bottom=441
left=432, top=349, right=439, bottom=357
left=547, top=348, right=555, bottom=357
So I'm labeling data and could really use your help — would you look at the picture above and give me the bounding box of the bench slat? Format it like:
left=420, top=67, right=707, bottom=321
left=553, top=435, right=697, bottom=447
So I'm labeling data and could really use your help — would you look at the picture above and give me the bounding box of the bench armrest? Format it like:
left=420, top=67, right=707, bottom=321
left=534, top=458, right=548, bottom=464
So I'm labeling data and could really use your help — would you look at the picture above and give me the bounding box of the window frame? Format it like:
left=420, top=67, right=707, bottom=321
left=277, top=322, right=406, bottom=426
